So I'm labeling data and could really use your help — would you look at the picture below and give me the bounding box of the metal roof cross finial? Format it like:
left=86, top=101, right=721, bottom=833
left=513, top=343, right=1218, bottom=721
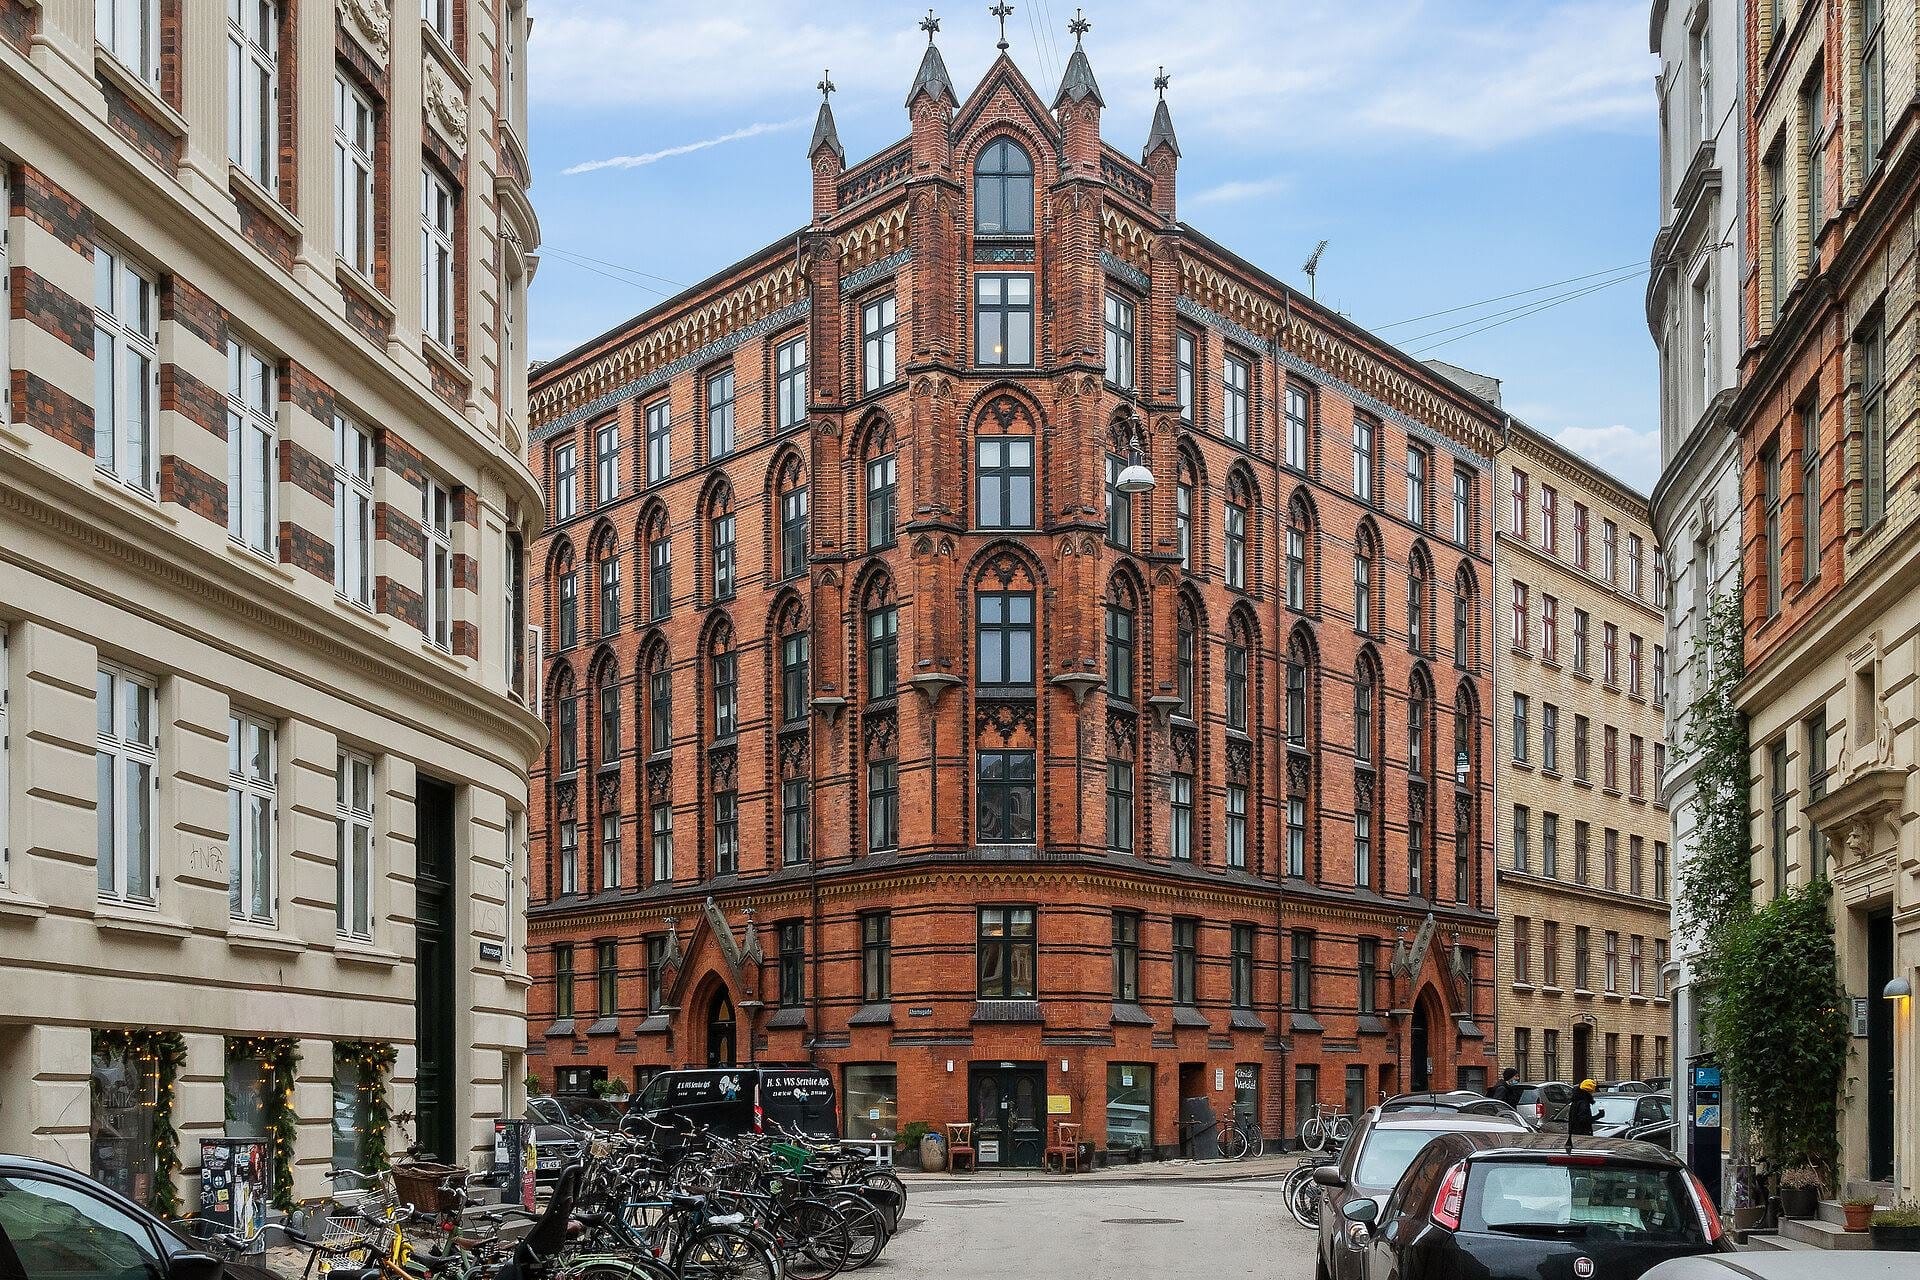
left=1068, top=7, right=1091, bottom=43
left=921, top=8, right=940, bottom=42
left=818, top=70, right=835, bottom=101
left=1154, top=65, right=1169, bottom=98
left=989, top=2, right=1013, bottom=51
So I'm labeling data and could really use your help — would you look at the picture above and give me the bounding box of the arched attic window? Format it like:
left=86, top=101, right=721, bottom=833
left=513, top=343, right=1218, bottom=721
left=974, top=138, right=1033, bottom=235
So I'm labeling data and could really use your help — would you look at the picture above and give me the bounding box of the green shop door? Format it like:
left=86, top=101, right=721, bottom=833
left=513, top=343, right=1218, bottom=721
left=969, top=1063, right=1046, bottom=1168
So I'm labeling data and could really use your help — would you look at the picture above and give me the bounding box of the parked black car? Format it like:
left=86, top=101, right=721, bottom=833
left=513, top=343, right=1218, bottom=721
left=518, top=1093, right=627, bottom=1183
left=1313, top=1109, right=1532, bottom=1280
left=1378, top=1092, right=1534, bottom=1128
left=0, top=1153, right=243, bottom=1279
left=624, top=1066, right=838, bottom=1141
left=1339, top=1133, right=1726, bottom=1280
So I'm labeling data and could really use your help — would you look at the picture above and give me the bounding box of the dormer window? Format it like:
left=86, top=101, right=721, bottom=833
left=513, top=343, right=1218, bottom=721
left=974, top=139, right=1033, bottom=235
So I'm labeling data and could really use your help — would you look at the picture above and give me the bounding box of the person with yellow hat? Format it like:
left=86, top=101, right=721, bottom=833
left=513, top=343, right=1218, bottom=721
left=1568, top=1079, right=1598, bottom=1136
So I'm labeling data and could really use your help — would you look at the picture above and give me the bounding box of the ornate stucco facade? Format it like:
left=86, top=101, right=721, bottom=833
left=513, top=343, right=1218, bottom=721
left=0, top=0, right=540, bottom=1207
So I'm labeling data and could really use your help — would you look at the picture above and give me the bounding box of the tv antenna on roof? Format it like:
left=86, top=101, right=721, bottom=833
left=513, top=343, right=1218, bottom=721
left=1303, top=240, right=1329, bottom=301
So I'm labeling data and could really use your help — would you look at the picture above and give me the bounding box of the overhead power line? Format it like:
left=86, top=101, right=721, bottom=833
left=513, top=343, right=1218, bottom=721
left=1412, top=269, right=1649, bottom=357
left=1374, top=260, right=1646, bottom=330
left=1397, top=267, right=1645, bottom=348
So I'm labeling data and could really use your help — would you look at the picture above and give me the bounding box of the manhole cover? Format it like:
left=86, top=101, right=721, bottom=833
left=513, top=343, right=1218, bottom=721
left=1102, top=1217, right=1184, bottom=1225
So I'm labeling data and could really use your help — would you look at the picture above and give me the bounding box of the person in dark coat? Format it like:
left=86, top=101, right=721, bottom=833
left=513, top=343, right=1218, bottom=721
left=1568, top=1079, right=1598, bottom=1136
left=1487, top=1067, right=1524, bottom=1107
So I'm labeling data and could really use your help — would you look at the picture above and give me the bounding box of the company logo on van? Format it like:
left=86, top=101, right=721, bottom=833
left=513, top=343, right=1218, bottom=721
left=719, top=1074, right=741, bottom=1100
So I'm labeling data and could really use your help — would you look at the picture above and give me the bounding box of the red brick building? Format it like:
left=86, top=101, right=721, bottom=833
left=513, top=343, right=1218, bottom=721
left=525, top=25, right=1498, bottom=1164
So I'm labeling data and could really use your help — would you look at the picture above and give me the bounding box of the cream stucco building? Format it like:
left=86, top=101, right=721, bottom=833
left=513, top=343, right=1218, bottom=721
left=1488, top=414, right=1674, bottom=1094
left=0, top=0, right=540, bottom=1209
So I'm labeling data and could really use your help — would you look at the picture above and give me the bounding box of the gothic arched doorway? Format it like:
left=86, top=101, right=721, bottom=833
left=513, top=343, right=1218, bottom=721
left=706, top=990, right=737, bottom=1067
left=1411, top=1000, right=1431, bottom=1092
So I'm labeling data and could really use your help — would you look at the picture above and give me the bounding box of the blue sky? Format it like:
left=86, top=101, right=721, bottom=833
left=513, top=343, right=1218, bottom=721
left=527, top=0, right=1662, bottom=492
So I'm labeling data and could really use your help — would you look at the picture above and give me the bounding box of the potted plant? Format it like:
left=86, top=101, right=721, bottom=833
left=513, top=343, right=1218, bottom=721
left=1842, top=1193, right=1877, bottom=1232
left=1777, top=1166, right=1822, bottom=1220
left=1871, top=1202, right=1920, bottom=1252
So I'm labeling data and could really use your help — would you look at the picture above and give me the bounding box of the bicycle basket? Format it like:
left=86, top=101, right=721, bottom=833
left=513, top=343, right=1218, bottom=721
left=315, top=1215, right=376, bottom=1274
left=770, top=1142, right=812, bottom=1173
left=390, top=1160, right=465, bottom=1213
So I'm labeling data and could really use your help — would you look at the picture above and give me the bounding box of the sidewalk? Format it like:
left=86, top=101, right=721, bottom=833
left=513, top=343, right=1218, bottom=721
left=897, top=1152, right=1298, bottom=1186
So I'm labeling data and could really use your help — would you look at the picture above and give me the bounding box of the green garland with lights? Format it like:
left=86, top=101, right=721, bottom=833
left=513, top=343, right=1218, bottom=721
left=92, top=1028, right=189, bottom=1217
left=336, top=1041, right=399, bottom=1173
left=228, top=1036, right=300, bottom=1212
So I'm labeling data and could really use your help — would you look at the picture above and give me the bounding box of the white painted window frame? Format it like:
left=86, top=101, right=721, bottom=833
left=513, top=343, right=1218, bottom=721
left=96, top=665, right=159, bottom=905
left=423, top=477, right=453, bottom=650
left=335, top=750, right=375, bottom=940
left=227, top=709, right=277, bottom=924
left=94, top=244, right=159, bottom=492
left=334, top=414, right=375, bottom=606
left=226, top=337, right=278, bottom=555
left=333, top=73, right=376, bottom=277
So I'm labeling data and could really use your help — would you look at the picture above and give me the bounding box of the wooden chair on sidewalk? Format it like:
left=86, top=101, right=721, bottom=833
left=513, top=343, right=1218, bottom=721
left=946, top=1122, right=975, bottom=1173
left=1045, top=1121, right=1081, bottom=1173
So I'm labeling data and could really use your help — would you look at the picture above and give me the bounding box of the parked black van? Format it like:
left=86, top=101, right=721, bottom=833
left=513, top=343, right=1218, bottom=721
left=625, top=1066, right=839, bottom=1139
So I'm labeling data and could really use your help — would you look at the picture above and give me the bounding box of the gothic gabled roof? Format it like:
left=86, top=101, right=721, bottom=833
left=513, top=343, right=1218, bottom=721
left=953, top=51, right=1059, bottom=143
left=1053, top=44, right=1103, bottom=108
left=809, top=100, right=844, bottom=161
left=906, top=42, right=957, bottom=107
left=1144, top=98, right=1179, bottom=158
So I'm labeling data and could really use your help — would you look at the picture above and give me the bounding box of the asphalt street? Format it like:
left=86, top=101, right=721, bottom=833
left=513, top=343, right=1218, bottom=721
left=881, top=1175, right=1312, bottom=1279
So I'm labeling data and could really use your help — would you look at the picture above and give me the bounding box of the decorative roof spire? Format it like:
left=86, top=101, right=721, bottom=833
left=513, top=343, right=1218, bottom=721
left=809, top=70, right=844, bottom=161
left=1053, top=9, right=1103, bottom=108
left=989, top=2, right=1013, bottom=52
left=907, top=10, right=957, bottom=106
left=1144, top=66, right=1179, bottom=158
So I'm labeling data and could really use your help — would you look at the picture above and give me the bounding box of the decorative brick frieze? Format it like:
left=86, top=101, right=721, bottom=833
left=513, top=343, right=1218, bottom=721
left=0, top=0, right=34, bottom=54
left=8, top=165, right=92, bottom=256
left=15, top=372, right=92, bottom=454
left=159, top=364, right=226, bottom=438
left=374, top=502, right=425, bottom=559
left=376, top=575, right=424, bottom=629
left=99, top=80, right=183, bottom=173
left=160, top=275, right=227, bottom=350
left=343, top=288, right=391, bottom=345
left=235, top=188, right=296, bottom=271
left=280, top=358, right=337, bottom=423
left=278, top=521, right=333, bottom=580
left=160, top=454, right=226, bottom=524
left=376, top=428, right=426, bottom=486
left=279, top=438, right=333, bottom=502
left=13, top=268, right=93, bottom=355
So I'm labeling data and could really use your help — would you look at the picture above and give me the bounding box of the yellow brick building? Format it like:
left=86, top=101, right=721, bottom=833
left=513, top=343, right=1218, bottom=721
left=1491, top=420, right=1673, bottom=1089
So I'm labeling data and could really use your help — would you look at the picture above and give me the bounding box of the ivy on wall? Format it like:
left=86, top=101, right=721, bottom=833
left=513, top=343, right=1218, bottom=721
left=1679, top=583, right=1849, bottom=1180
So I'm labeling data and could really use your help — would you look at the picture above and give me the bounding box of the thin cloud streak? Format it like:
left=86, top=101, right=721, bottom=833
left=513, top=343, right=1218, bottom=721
left=563, top=117, right=809, bottom=175
left=1187, top=177, right=1288, bottom=207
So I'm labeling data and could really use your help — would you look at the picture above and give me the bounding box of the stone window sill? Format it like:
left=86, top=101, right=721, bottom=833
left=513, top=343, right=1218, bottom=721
left=92, top=903, right=191, bottom=941
left=226, top=925, right=303, bottom=958
left=229, top=164, right=302, bottom=238
left=94, top=46, right=188, bottom=140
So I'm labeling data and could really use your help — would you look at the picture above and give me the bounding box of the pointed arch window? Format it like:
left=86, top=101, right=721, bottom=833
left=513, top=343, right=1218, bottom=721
left=778, top=460, right=809, bottom=581
left=1354, top=658, right=1377, bottom=764
left=711, top=634, right=737, bottom=739
left=780, top=612, right=810, bottom=725
left=646, top=512, right=671, bottom=622
left=1454, top=565, right=1477, bottom=668
left=1177, top=454, right=1196, bottom=570
left=1105, top=597, right=1134, bottom=704
left=1176, top=607, right=1197, bottom=719
left=1408, top=554, right=1427, bottom=653
left=867, top=598, right=899, bottom=699
left=866, top=429, right=897, bottom=550
left=646, top=648, right=672, bottom=755
left=974, top=138, right=1033, bottom=235
left=597, top=665, right=621, bottom=764
left=710, top=491, right=736, bottom=602
left=1353, top=539, right=1373, bottom=635
left=1286, top=498, right=1311, bottom=612
left=1225, top=625, right=1250, bottom=734
left=1225, top=478, right=1249, bottom=591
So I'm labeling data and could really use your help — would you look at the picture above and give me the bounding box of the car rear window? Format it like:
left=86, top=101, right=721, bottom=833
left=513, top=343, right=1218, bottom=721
left=1354, top=1128, right=1451, bottom=1188
left=1463, top=1161, right=1705, bottom=1243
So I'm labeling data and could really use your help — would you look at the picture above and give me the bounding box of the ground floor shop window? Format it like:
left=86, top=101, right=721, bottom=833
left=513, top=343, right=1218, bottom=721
left=843, top=1064, right=898, bottom=1141
left=90, top=1040, right=159, bottom=1205
left=225, top=1049, right=273, bottom=1140
left=332, top=1052, right=371, bottom=1181
left=1105, top=1063, right=1153, bottom=1150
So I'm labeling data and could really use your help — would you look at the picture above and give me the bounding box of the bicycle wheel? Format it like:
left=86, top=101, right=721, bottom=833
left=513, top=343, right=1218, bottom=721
left=1283, top=1173, right=1313, bottom=1229
left=858, top=1169, right=907, bottom=1233
left=1219, top=1121, right=1250, bottom=1161
left=781, top=1199, right=851, bottom=1280
left=567, top=1255, right=681, bottom=1280
left=1292, top=1175, right=1322, bottom=1228
left=1243, top=1127, right=1264, bottom=1159
left=1329, top=1115, right=1353, bottom=1147
left=675, top=1225, right=781, bottom=1280
left=824, top=1191, right=890, bottom=1270
left=1299, top=1117, right=1325, bottom=1153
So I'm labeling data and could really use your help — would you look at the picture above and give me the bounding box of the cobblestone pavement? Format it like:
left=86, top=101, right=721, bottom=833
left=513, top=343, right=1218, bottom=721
left=882, top=1175, right=1311, bottom=1280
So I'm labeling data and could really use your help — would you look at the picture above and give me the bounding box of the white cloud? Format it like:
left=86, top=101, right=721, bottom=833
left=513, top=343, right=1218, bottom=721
left=564, top=117, right=810, bottom=174
left=531, top=1, right=1655, bottom=151
left=1550, top=424, right=1661, bottom=492
left=1186, top=176, right=1288, bottom=207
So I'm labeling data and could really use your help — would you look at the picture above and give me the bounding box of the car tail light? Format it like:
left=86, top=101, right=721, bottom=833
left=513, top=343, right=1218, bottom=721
left=1431, top=1160, right=1468, bottom=1231
left=1533, top=1101, right=1546, bottom=1122
left=1687, top=1171, right=1724, bottom=1244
